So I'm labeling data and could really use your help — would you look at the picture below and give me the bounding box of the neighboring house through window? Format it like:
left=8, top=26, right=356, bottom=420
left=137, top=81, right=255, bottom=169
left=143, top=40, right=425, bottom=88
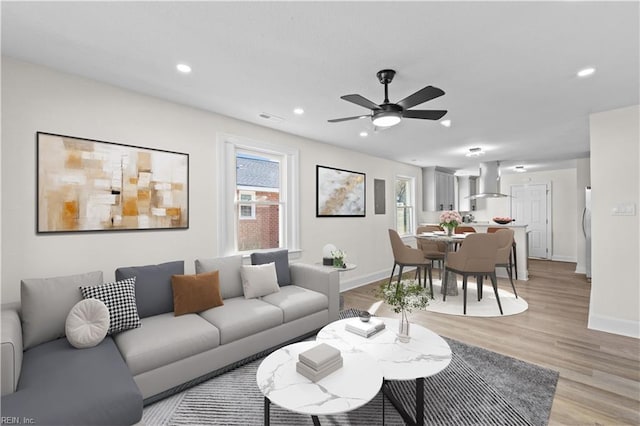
left=396, top=176, right=415, bottom=236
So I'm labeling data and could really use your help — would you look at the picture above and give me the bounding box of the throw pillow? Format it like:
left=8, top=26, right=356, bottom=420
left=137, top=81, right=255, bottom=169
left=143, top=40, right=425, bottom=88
left=171, top=271, right=224, bottom=316
left=65, top=299, right=110, bottom=349
left=195, top=255, right=244, bottom=299
left=21, top=270, right=104, bottom=350
left=80, top=278, right=141, bottom=335
left=240, top=263, right=280, bottom=299
left=115, top=260, right=184, bottom=319
left=250, top=249, right=291, bottom=286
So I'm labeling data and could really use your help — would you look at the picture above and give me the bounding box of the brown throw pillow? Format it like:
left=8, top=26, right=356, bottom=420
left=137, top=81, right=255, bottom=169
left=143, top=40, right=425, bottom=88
left=171, top=271, right=224, bottom=316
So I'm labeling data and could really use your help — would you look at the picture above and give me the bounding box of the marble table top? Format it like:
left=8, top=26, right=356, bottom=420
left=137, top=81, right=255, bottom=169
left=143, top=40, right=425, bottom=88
left=316, top=317, right=452, bottom=381
left=256, top=341, right=382, bottom=416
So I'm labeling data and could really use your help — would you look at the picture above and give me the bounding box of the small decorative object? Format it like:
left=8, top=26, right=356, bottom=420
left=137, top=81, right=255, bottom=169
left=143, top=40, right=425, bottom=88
left=493, top=216, right=514, bottom=225
left=331, top=249, right=346, bottom=268
left=322, top=243, right=337, bottom=266
left=376, top=279, right=430, bottom=343
left=439, top=210, right=462, bottom=236
left=358, top=310, right=371, bottom=322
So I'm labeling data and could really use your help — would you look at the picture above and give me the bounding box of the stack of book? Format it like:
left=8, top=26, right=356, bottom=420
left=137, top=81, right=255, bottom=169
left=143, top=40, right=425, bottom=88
left=345, top=318, right=386, bottom=338
left=296, top=343, right=343, bottom=382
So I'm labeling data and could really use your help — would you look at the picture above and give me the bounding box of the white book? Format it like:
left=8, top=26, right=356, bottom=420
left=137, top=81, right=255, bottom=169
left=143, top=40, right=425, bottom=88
left=345, top=318, right=385, bottom=337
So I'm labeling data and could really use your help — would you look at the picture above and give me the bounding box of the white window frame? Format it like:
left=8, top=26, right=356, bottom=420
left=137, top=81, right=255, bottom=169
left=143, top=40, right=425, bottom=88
left=217, top=133, right=299, bottom=256
left=238, top=190, right=256, bottom=220
left=395, top=175, right=416, bottom=236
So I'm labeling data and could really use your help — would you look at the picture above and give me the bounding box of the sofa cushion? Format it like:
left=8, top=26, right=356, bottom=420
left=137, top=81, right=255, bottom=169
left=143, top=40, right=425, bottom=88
left=195, top=255, right=244, bottom=299
left=240, top=263, right=280, bottom=299
left=115, top=260, right=184, bottom=318
left=21, top=270, right=103, bottom=350
left=262, top=285, right=329, bottom=322
left=80, top=278, right=141, bottom=335
left=171, top=271, right=224, bottom=316
left=65, top=299, right=110, bottom=349
left=0, top=337, right=142, bottom=425
left=114, top=312, right=220, bottom=376
left=250, top=249, right=292, bottom=286
left=199, top=297, right=283, bottom=345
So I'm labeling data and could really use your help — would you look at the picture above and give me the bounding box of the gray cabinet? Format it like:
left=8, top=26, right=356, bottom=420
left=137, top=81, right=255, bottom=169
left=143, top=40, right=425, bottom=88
left=457, top=176, right=477, bottom=212
left=422, top=167, right=456, bottom=211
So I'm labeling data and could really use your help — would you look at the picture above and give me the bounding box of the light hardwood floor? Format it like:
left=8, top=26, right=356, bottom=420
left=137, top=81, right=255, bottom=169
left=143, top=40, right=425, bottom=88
left=342, top=259, right=640, bottom=425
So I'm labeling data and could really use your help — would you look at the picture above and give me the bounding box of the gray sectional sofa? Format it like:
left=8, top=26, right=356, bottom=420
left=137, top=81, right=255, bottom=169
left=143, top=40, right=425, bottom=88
left=1, top=253, right=339, bottom=425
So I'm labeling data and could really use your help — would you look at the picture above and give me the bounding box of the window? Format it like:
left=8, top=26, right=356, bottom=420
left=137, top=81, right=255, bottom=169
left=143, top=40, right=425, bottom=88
left=218, top=135, right=299, bottom=255
left=396, top=176, right=415, bottom=236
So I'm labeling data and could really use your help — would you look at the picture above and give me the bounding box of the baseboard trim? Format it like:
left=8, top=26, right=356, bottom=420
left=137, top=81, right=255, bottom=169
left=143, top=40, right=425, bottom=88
left=551, top=255, right=577, bottom=263
left=340, top=267, right=418, bottom=293
left=588, top=314, right=640, bottom=339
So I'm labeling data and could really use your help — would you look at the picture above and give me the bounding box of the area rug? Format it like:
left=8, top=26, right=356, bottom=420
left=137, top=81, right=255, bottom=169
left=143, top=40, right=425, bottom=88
left=143, top=310, right=557, bottom=426
left=424, top=279, right=528, bottom=317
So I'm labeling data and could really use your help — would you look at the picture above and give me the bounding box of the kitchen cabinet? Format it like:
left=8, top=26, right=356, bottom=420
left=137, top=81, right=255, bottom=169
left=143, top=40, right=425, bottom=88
left=457, top=176, right=477, bottom=212
left=422, top=166, right=455, bottom=211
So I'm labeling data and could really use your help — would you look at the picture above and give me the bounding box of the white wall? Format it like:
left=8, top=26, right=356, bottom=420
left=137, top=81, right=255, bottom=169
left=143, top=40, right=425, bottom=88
left=1, top=57, right=421, bottom=303
left=588, top=105, right=639, bottom=338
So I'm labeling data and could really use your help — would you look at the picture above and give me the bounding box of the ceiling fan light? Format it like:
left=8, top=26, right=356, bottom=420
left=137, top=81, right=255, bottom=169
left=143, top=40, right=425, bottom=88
left=372, top=111, right=402, bottom=127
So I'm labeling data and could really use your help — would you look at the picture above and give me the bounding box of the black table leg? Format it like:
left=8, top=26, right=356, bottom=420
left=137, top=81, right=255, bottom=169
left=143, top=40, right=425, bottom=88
left=312, top=415, right=321, bottom=426
left=416, top=377, right=424, bottom=425
left=264, top=397, right=270, bottom=426
left=382, top=378, right=425, bottom=426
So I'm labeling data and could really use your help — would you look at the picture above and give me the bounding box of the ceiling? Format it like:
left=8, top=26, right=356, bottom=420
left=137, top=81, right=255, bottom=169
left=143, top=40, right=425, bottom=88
left=2, top=1, right=638, bottom=175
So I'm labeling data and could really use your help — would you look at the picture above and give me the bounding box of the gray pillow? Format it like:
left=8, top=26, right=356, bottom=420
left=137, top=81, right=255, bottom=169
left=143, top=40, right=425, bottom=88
left=250, top=249, right=291, bottom=286
left=21, top=270, right=103, bottom=350
left=115, top=260, right=184, bottom=318
left=195, top=255, right=244, bottom=299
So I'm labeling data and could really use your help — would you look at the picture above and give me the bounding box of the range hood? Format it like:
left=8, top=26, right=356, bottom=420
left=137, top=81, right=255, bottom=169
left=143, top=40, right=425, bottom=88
left=468, top=161, right=509, bottom=199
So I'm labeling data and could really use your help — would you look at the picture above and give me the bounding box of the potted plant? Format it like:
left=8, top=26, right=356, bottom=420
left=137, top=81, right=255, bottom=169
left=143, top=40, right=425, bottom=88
left=376, top=279, right=430, bottom=342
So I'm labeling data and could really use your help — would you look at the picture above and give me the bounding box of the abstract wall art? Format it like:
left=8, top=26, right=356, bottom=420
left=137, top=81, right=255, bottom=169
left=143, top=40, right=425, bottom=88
left=316, top=165, right=366, bottom=217
left=37, top=132, right=189, bottom=233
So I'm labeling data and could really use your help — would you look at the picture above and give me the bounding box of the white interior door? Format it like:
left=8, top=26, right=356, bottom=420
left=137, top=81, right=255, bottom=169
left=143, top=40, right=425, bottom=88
left=510, top=183, right=550, bottom=259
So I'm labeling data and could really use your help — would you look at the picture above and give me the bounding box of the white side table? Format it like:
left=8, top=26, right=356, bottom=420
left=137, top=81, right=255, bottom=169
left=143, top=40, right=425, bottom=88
left=256, top=341, right=382, bottom=425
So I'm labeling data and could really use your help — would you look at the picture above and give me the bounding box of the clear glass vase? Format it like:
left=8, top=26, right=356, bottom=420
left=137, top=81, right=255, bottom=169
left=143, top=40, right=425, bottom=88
left=447, top=226, right=454, bottom=236
left=398, top=309, right=410, bottom=342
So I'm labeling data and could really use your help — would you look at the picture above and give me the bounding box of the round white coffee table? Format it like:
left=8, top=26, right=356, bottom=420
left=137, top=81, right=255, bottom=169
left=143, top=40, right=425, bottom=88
left=316, top=317, right=452, bottom=425
left=256, top=341, right=382, bottom=425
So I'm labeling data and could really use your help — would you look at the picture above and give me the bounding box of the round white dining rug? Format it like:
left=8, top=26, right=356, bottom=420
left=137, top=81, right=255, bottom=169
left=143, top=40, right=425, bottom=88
left=424, top=279, right=528, bottom=317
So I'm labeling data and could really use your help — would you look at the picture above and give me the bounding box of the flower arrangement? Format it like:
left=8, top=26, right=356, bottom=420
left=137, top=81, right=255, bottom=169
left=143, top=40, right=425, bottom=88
left=376, top=279, right=430, bottom=314
left=439, top=210, right=462, bottom=235
left=331, top=249, right=346, bottom=268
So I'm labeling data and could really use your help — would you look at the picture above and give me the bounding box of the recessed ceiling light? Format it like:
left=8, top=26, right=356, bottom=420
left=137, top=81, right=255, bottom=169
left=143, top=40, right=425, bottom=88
left=465, top=147, right=486, bottom=157
left=577, top=67, right=595, bottom=78
left=293, top=107, right=304, bottom=115
left=515, top=165, right=526, bottom=173
left=440, top=119, right=451, bottom=127
left=176, top=63, right=192, bottom=74
left=359, top=131, right=368, bottom=137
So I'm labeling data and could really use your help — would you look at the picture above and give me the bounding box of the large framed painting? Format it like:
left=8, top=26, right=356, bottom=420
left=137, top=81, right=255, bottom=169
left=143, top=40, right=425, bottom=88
left=37, top=132, right=189, bottom=233
left=316, top=165, right=366, bottom=217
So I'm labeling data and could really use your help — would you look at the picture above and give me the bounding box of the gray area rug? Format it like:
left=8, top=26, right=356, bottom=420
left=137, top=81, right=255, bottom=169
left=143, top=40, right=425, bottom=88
left=144, top=309, right=558, bottom=425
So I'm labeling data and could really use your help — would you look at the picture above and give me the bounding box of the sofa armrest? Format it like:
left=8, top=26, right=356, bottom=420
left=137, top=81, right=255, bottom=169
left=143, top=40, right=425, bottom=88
left=289, top=263, right=340, bottom=322
left=2, top=307, right=23, bottom=396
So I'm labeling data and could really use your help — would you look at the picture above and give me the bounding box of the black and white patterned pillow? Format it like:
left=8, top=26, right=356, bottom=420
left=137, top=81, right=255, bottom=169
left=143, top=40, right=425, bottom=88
left=80, top=278, right=141, bottom=335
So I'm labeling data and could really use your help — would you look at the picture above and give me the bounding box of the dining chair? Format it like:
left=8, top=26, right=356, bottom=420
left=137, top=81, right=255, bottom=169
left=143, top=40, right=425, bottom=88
left=443, top=233, right=503, bottom=315
left=416, top=225, right=447, bottom=278
left=487, top=226, right=518, bottom=280
left=494, top=228, right=518, bottom=298
left=388, top=229, right=434, bottom=298
left=454, top=226, right=476, bottom=234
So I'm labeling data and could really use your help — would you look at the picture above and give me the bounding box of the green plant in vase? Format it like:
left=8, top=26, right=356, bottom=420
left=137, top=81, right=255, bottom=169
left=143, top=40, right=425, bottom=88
left=331, top=249, right=346, bottom=268
left=376, top=279, right=430, bottom=342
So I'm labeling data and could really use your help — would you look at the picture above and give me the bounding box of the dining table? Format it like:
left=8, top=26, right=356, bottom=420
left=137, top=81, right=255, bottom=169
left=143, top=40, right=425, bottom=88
left=415, top=231, right=469, bottom=296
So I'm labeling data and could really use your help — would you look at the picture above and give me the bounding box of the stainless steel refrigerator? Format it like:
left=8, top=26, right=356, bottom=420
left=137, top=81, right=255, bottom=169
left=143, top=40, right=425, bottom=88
left=582, top=186, right=592, bottom=280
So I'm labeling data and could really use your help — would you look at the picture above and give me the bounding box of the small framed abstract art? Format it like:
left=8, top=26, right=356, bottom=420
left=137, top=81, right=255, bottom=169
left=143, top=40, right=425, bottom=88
left=316, top=165, right=366, bottom=217
left=37, top=132, right=189, bottom=233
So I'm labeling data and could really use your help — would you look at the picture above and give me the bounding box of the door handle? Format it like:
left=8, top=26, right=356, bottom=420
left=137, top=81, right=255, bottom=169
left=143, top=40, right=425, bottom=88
left=581, top=208, right=587, bottom=237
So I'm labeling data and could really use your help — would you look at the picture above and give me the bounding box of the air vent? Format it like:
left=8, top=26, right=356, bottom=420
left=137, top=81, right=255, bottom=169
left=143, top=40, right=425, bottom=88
left=258, top=112, right=284, bottom=123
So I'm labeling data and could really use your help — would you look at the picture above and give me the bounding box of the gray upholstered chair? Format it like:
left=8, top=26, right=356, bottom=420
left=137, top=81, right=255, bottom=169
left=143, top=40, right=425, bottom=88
left=388, top=229, right=433, bottom=297
left=494, top=228, right=518, bottom=298
left=443, top=233, right=502, bottom=315
left=488, top=226, right=518, bottom=280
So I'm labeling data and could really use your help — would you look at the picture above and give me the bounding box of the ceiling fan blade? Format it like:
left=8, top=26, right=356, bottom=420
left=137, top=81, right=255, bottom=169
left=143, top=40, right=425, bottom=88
left=402, top=109, right=448, bottom=120
left=327, top=114, right=370, bottom=123
left=341, top=94, right=381, bottom=110
left=397, top=86, right=445, bottom=110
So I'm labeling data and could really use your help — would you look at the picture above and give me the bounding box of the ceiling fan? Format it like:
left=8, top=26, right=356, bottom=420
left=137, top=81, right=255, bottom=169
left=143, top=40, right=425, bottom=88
left=328, top=69, right=447, bottom=128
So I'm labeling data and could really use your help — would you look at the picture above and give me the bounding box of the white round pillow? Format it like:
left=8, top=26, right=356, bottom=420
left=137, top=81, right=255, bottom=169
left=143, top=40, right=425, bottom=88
left=65, top=298, right=110, bottom=349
